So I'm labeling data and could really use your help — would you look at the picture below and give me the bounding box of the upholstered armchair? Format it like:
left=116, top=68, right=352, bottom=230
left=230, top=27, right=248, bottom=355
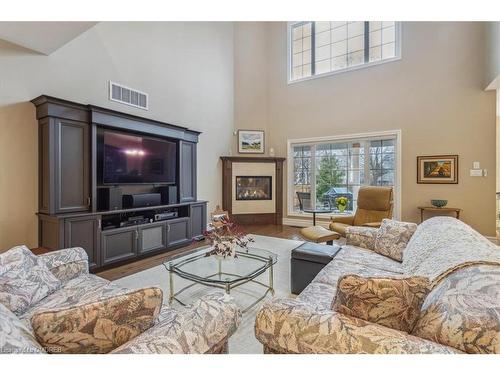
left=329, top=186, right=393, bottom=236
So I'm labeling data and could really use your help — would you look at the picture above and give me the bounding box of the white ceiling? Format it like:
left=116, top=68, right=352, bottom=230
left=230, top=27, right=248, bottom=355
left=0, top=21, right=97, bottom=55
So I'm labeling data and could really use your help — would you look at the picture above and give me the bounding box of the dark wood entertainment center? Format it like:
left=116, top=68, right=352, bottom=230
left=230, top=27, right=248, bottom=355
left=32, top=95, right=206, bottom=271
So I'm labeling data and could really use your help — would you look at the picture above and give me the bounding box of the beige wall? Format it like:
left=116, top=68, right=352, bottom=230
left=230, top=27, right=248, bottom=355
left=485, top=22, right=500, bottom=88
left=0, top=22, right=234, bottom=250
left=235, top=22, right=497, bottom=236
left=0, top=103, right=38, bottom=249
left=233, top=22, right=269, bottom=155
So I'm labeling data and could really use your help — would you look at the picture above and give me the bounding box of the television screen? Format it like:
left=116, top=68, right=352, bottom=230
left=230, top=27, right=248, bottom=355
left=100, top=129, right=177, bottom=184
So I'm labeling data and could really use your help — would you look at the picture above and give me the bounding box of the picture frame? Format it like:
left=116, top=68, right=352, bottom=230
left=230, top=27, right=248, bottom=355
left=238, top=130, right=265, bottom=154
left=417, top=155, right=458, bottom=184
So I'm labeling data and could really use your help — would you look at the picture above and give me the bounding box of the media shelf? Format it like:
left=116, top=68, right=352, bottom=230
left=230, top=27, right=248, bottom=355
left=32, top=95, right=205, bottom=272
left=37, top=200, right=206, bottom=270
left=100, top=204, right=189, bottom=231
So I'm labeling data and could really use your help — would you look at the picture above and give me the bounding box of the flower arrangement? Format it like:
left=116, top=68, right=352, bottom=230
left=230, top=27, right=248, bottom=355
left=204, top=216, right=254, bottom=259
left=335, top=196, right=349, bottom=213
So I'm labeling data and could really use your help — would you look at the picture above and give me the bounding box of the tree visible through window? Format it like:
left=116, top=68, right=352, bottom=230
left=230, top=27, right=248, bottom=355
left=291, top=137, right=397, bottom=213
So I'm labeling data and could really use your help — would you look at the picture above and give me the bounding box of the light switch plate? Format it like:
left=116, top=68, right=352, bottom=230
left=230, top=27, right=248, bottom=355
left=470, top=169, right=483, bottom=177
left=473, top=161, right=480, bottom=169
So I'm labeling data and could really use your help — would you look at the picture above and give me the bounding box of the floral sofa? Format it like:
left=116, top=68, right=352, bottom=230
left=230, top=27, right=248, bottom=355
left=255, top=217, right=500, bottom=354
left=0, top=246, right=241, bottom=354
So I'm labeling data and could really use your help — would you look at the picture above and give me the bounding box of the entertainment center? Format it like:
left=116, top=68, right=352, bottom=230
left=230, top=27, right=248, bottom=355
left=32, top=95, right=206, bottom=271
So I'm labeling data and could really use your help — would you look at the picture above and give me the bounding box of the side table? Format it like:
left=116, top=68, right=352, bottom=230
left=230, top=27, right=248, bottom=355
left=418, top=206, right=462, bottom=223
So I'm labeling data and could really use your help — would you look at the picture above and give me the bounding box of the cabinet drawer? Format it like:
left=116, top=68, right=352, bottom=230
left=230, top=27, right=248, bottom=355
left=101, top=227, right=138, bottom=265
left=138, top=222, right=167, bottom=255
left=64, top=215, right=101, bottom=269
left=166, top=218, right=191, bottom=247
left=190, top=202, right=207, bottom=238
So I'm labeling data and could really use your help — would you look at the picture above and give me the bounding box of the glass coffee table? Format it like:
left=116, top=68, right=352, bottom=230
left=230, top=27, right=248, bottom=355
left=163, top=245, right=277, bottom=313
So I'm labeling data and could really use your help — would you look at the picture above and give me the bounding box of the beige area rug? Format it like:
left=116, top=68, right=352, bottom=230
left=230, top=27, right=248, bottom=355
left=113, top=234, right=304, bottom=354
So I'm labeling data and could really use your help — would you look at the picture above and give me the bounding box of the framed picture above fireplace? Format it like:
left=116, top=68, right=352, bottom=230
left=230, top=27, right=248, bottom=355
left=236, top=176, right=272, bottom=200
left=238, top=130, right=265, bottom=154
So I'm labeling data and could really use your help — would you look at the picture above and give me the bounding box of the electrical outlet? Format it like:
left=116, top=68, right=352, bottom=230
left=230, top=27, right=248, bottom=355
left=473, top=161, right=480, bottom=169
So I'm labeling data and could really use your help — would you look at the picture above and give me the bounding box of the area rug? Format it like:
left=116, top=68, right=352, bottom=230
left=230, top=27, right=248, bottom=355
left=113, top=234, right=304, bottom=354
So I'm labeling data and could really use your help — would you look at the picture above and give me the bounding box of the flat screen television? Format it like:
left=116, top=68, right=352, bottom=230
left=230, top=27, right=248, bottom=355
left=98, top=128, right=177, bottom=185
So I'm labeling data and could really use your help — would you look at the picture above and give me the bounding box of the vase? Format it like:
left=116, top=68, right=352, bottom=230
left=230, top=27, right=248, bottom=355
left=338, top=204, right=346, bottom=213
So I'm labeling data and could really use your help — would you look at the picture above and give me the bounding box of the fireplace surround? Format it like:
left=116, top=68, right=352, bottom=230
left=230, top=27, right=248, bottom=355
left=221, top=157, right=285, bottom=224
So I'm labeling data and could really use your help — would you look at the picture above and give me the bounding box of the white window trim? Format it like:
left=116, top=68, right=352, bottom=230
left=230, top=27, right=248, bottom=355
left=287, top=22, right=402, bottom=84
left=286, top=129, right=402, bottom=221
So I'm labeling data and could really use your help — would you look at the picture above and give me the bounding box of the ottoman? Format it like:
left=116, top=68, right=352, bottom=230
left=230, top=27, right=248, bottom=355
left=300, top=226, right=341, bottom=245
left=291, top=242, right=342, bottom=295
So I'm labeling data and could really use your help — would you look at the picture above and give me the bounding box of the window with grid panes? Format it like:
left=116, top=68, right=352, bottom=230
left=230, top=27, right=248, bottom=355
left=290, top=137, right=397, bottom=214
left=289, top=21, right=400, bottom=82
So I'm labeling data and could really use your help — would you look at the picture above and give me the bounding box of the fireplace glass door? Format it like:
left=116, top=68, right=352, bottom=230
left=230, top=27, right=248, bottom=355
left=236, top=176, right=272, bottom=201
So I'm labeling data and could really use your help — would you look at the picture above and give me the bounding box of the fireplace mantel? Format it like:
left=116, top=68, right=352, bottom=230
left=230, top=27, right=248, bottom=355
left=220, top=156, right=286, bottom=163
left=220, top=156, right=285, bottom=225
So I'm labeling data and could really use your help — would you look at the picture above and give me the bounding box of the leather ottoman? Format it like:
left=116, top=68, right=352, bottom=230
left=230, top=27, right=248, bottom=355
left=291, top=242, right=342, bottom=295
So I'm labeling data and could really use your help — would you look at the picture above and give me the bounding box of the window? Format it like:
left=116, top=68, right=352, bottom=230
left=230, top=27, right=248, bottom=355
left=289, top=21, right=401, bottom=82
left=289, top=132, right=400, bottom=216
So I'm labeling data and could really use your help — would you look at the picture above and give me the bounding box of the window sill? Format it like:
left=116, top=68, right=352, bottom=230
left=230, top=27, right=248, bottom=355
left=289, top=211, right=354, bottom=219
left=287, top=55, right=402, bottom=85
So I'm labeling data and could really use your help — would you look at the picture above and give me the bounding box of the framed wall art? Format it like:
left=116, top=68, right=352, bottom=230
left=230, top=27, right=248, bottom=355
left=417, top=155, right=458, bottom=184
left=238, top=130, right=265, bottom=154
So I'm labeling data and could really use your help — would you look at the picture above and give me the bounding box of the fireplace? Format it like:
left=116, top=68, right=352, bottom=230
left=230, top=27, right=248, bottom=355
left=236, top=176, right=272, bottom=201
left=221, top=156, right=285, bottom=225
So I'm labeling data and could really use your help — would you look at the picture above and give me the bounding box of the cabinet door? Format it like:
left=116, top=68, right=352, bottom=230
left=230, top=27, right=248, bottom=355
left=166, top=218, right=191, bottom=247
left=101, top=227, right=137, bottom=266
left=64, top=215, right=101, bottom=269
left=190, top=202, right=207, bottom=238
left=138, top=223, right=167, bottom=255
left=179, top=141, right=197, bottom=202
left=55, top=119, right=90, bottom=213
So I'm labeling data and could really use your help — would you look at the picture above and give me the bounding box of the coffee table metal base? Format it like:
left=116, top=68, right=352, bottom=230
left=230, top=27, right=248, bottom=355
left=165, top=257, right=275, bottom=314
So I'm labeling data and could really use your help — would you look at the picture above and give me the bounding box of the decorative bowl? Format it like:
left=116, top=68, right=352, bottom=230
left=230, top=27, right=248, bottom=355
left=431, top=199, right=448, bottom=208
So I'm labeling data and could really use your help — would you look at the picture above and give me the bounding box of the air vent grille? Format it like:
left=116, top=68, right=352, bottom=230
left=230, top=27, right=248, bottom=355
left=109, top=81, right=148, bottom=110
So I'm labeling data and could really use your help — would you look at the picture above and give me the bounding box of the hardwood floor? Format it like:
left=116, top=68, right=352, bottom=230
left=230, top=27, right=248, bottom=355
left=96, top=224, right=304, bottom=281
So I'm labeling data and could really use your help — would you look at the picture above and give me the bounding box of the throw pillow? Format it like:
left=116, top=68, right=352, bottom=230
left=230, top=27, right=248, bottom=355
left=31, top=287, right=163, bottom=354
left=0, top=245, right=61, bottom=315
left=332, top=274, right=431, bottom=333
left=374, top=219, right=418, bottom=261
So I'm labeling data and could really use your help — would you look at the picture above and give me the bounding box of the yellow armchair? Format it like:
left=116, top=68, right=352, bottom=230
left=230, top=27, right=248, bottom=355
left=329, top=186, right=393, bottom=236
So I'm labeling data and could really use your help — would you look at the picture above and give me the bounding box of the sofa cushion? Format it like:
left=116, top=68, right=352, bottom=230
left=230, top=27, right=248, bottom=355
left=0, top=302, right=44, bottom=354
left=412, top=264, right=500, bottom=354
left=332, top=274, right=430, bottom=333
left=374, top=219, right=417, bottom=262
left=111, top=292, right=241, bottom=354
left=38, top=247, right=89, bottom=283
left=0, top=246, right=61, bottom=315
left=31, top=287, right=163, bottom=354
left=20, top=274, right=131, bottom=329
left=334, top=246, right=403, bottom=274
left=402, top=217, right=500, bottom=279
left=298, top=258, right=402, bottom=310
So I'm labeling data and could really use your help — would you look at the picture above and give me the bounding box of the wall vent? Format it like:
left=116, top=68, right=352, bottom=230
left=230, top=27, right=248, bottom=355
left=109, top=81, right=148, bottom=110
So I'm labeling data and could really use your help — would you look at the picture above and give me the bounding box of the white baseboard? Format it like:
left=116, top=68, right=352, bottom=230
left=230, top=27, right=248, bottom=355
left=282, top=217, right=331, bottom=228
